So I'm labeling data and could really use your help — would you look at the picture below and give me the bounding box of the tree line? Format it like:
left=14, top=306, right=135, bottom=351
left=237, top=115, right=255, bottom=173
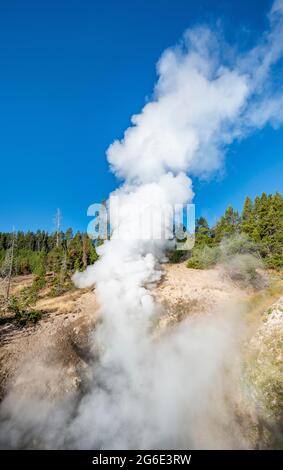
left=191, top=191, right=283, bottom=270
left=0, top=229, right=98, bottom=278
left=0, top=191, right=282, bottom=283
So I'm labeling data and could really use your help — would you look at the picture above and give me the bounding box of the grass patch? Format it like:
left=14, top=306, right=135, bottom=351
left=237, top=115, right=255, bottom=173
left=15, top=309, right=42, bottom=326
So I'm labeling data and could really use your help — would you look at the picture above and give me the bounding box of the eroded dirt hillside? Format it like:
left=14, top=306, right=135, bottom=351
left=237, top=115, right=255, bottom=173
left=0, top=283, right=97, bottom=400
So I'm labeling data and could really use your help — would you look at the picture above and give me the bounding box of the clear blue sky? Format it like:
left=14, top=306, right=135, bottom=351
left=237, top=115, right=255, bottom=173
left=0, top=0, right=282, bottom=232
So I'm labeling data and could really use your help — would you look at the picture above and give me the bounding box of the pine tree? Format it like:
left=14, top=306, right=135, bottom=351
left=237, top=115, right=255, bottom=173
left=262, top=192, right=283, bottom=268
left=241, top=196, right=258, bottom=240
left=214, top=206, right=240, bottom=242
left=47, top=246, right=64, bottom=273
left=195, top=217, right=212, bottom=247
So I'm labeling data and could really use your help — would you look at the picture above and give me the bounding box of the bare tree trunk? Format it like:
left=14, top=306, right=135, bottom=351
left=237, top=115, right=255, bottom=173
left=54, top=208, right=61, bottom=247
left=6, top=232, right=15, bottom=301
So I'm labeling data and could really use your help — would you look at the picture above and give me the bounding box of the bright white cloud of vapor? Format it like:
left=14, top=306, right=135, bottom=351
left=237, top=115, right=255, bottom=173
left=107, top=0, right=283, bottom=184
left=1, top=0, right=283, bottom=450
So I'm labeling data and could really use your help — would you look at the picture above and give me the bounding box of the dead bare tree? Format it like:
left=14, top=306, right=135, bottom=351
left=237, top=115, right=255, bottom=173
left=0, top=230, right=16, bottom=301
left=54, top=208, right=61, bottom=247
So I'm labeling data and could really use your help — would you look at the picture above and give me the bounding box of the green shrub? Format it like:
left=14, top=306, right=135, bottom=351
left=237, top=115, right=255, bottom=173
left=49, top=273, right=74, bottom=297
left=7, top=295, right=23, bottom=316
left=7, top=295, right=42, bottom=325
left=20, top=286, right=39, bottom=306
left=7, top=280, right=44, bottom=326
left=15, top=309, right=42, bottom=326
left=187, top=245, right=221, bottom=269
left=186, top=257, right=204, bottom=269
left=223, top=253, right=263, bottom=286
left=32, top=274, right=46, bottom=291
left=168, top=250, right=187, bottom=264
left=220, top=233, right=259, bottom=257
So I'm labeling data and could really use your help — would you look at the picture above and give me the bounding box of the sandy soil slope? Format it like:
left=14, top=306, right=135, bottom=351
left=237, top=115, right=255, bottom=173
left=155, top=263, right=245, bottom=308
left=0, top=264, right=244, bottom=399
left=0, top=287, right=97, bottom=399
left=154, top=263, right=247, bottom=328
left=0, top=263, right=282, bottom=449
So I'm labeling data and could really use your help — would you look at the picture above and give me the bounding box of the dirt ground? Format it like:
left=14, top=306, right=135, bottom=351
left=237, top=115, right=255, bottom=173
left=155, top=263, right=245, bottom=307
left=0, top=264, right=281, bottom=416
left=0, top=264, right=246, bottom=400
left=0, top=280, right=98, bottom=400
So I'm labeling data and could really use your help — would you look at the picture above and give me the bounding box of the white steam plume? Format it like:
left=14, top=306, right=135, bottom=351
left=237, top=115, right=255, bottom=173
left=1, top=1, right=283, bottom=449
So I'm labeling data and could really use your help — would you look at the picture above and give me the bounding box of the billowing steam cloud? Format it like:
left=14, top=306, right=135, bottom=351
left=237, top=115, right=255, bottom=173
left=1, top=1, right=283, bottom=449
left=107, top=0, right=283, bottom=183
